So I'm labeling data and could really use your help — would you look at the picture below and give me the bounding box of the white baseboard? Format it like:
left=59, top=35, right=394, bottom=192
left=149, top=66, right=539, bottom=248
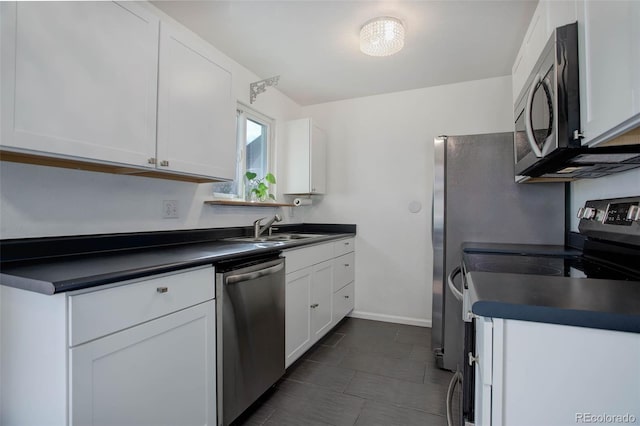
left=348, top=310, right=432, bottom=328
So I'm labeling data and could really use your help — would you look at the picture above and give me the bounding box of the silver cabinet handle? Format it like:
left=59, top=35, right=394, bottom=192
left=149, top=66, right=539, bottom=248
left=344, top=263, right=350, bottom=267
left=344, top=295, right=350, bottom=299
left=148, top=157, right=156, bottom=164
left=468, top=351, right=479, bottom=366
left=310, top=303, right=319, bottom=309
left=156, top=287, right=168, bottom=294
left=160, top=160, right=170, bottom=167
left=447, top=266, right=463, bottom=302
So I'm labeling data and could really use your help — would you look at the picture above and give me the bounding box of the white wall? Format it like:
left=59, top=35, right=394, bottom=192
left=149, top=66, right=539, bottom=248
left=300, top=76, right=513, bottom=327
left=569, top=168, right=640, bottom=231
left=0, top=3, right=305, bottom=239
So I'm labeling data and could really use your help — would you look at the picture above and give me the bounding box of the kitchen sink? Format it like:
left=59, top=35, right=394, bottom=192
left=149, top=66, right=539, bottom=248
left=225, top=233, right=328, bottom=243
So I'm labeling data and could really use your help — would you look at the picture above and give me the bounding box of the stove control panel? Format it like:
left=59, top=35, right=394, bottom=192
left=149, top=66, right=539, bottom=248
left=579, top=196, right=640, bottom=245
left=604, top=202, right=638, bottom=225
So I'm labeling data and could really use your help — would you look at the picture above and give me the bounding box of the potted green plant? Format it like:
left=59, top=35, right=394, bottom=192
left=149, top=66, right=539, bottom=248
left=245, top=172, right=277, bottom=202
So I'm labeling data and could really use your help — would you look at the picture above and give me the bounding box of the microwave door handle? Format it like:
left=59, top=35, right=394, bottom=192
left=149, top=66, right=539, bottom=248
left=524, top=73, right=544, bottom=158
left=447, top=266, right=463, bottom=302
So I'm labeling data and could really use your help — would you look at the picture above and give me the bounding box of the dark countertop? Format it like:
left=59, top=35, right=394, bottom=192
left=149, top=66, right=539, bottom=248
left=467, top=271, right=640, bottom=333
left=0, top=225, right=355, bottom=295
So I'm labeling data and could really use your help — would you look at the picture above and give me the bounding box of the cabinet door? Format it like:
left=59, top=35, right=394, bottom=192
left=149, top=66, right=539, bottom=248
left=157, top=22, right=235, bottom=179
left=70, top=301, right=216, bottom=426
left=310, top=124, right=327, bottom=194
left=1, top=2, right=159, bottom=167
left=285, top=267, right=312, bottom=367
left=578, top=0, right=640, bottom=146
left=332, top=282, right=354, bottom=325
left=310, top=260, right=333, bottom=340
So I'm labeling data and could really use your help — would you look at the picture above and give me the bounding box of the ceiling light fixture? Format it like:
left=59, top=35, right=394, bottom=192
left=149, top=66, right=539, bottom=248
left=359, top=16, right=405, bottom=57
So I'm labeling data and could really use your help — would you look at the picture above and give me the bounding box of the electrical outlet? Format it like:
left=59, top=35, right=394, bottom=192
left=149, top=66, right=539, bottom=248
left=163, top=200, right=179, bottom=219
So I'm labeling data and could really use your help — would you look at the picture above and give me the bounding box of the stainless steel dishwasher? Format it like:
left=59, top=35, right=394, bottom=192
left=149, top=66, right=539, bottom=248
left=215, top=254, right=285, bottom=426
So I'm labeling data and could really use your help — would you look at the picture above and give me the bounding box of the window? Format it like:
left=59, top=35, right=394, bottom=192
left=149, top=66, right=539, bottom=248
left=213, top=105, right=274, bottom=199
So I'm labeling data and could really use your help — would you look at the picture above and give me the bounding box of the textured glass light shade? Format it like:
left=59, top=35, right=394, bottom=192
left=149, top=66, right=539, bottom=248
left=359, top=17, right=405, bottom=57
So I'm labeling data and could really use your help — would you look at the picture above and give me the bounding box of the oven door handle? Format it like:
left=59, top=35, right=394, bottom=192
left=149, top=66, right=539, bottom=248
left=524, top=73, right=549, bottom=158
left=447, top=266, right=463, bottom=302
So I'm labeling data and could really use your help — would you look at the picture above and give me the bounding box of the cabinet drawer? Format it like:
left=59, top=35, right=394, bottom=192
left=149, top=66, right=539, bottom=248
left=332, top=282, right=354, bottom=324
left=69, top=266, right=215, bottom=347
left=333, top=252, right=355, bottom=292
left=333, top=238, right=355, bottom=257
left=284, top=242, right=333, bottom=273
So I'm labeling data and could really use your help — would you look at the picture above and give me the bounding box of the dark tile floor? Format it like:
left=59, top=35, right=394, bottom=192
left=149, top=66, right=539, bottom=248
left=234, top=318, right=459, bottom=426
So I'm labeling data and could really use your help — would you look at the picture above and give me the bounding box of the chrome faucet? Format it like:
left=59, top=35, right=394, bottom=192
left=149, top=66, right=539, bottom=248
left=253, top=214, right=282, bottom=238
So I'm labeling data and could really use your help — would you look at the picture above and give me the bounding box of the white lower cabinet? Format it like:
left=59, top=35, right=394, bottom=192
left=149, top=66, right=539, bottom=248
left=284, top=267, right=313, bottom=365
left=284, top=238, right=355, bottom=367
left=474, top=317, right=640, bottom=426
left=0, top=266, right=216, bottom=426
left=70, top=301, right=216, bottom=426
left=332, top=282, right=355, bottom=324
left=310, top=260, right=334, bottom=341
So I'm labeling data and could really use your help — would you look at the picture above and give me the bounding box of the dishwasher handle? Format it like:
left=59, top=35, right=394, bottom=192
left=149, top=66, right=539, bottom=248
left=225, top=259, right=284, bottom=285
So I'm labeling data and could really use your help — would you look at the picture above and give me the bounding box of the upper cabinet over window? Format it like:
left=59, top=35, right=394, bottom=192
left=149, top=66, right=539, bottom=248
left=1, top=1, right=236, bottom=182
left=512, top=0, right=640, bottom=148
left=282, top=118, right=327, bottom=195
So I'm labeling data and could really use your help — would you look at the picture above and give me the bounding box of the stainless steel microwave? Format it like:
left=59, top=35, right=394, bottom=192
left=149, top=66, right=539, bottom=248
left=514, top=22, right=640, bottom=182
left=514, top=22, right=582, bottom=182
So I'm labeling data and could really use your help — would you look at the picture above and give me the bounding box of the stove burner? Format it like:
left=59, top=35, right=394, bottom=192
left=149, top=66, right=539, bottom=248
left=470, top=261, right=564, bottom=276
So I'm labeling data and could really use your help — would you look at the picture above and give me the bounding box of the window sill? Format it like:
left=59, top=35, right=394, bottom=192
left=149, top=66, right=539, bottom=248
left=204, top=200, right=296, bottom=207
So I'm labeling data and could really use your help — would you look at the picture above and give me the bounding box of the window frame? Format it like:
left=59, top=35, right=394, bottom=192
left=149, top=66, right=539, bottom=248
left=215, top=103, right=275, bottom=200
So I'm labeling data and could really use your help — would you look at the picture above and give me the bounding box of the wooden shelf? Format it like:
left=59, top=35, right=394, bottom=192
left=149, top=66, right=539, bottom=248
left=204, top=200, right=296, bottom=207
left=0, top=150, right=221, bottom=183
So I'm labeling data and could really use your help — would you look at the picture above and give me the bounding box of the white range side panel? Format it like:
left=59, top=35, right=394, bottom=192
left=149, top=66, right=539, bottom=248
left=157, top=21, right=235, bottom=179
left=0, top=1, right=159, bottom=167
left=0, top=287, right=68, bottom=426
left=498, top=319, right=640, bottom=425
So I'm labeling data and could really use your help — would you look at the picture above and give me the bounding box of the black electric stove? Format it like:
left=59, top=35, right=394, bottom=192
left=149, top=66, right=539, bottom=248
left=462, top=196, right=640, bottom=281
left=458, top=195, right=640, bottom=426
left=462, top=249, right=640, bottom=281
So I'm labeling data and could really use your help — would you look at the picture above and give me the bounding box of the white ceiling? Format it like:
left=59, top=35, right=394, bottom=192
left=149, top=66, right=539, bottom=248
left=153, top=0, right=538, bottom=106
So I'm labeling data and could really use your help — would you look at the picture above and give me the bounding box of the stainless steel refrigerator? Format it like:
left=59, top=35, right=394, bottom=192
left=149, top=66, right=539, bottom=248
left=431, top=133, right=565, bottom=372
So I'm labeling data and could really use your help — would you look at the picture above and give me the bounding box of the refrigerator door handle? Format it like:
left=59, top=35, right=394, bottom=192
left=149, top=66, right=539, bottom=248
left=447, top=266, right=464, bottom=302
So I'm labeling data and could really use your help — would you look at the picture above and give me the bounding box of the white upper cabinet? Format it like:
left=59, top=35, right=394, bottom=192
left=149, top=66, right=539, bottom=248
left=283, top=118, right=327, bottom=195
left=577, top=0, right=640, bottom=146
left=513, top=1, right=640, bottom=146
left=512, top=1, right=578, bottom=105
left=512, top=1, right=548, bottom=104
left=157, top=22, right=235, bottom=179
left=1, top=2, right=159, bottom=168
left=1, top=1, right=237, bottom=181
